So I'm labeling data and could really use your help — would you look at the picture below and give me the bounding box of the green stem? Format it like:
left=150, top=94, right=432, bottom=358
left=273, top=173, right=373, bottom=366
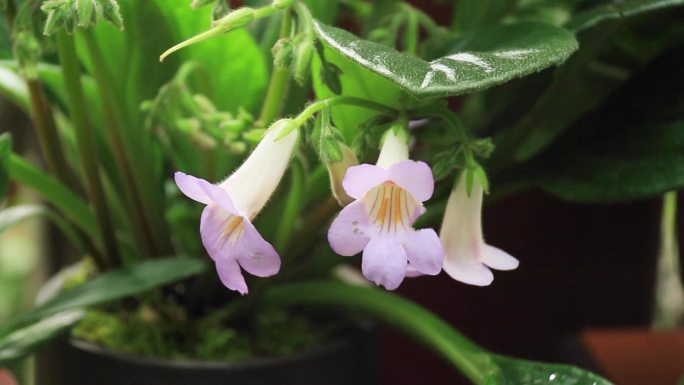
left=293, top=96, right=397, bottom=127
left=257, top=10, right=293, bottom=126
left=82, top=30, right=168, bottom=258
left=421, top=107, right=476, bottom=165
left=274, top=158, right=305, bottom=252
left=264, top=281, right=488, bottom=385
left=56, top=31, right=120, bottom=269
left=405, top=8, right=419, bottom=55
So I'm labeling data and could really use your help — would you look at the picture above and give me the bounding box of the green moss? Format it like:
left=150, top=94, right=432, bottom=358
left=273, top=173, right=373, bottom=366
left=72, top=300, right=339, bottom=362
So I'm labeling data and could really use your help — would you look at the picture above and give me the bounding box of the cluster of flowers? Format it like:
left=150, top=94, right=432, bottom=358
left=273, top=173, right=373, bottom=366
left=175, top=119, right=518, bottom=294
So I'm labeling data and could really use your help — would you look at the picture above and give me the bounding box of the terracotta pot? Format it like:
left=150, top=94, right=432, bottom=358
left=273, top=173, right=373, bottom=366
left=573, top=328, right=684, bottom=385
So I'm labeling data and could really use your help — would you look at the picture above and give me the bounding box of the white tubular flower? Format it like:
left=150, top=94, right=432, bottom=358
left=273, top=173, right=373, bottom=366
left=174, top=119, right=298, bottom=294
left=440, top=173, right=519, bottom=286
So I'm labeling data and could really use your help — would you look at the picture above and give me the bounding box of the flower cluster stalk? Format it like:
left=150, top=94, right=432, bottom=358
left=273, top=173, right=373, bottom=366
left=55, top=31, right=120, bottom=269
left=257, top=10, right=293, bottom=126
left=82, top=30, right=172, bottom=258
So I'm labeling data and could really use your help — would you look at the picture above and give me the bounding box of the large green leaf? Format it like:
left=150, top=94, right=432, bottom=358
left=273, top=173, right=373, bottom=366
left=157, top=2, right=268, bottom=114
left=567, top=0, right=684, bottom=33
left=313, top=21, right=578, bottom=100
left=0, top=257, right=206, bottom=339
left=506, top=44, right=684, bottom=202
left=483, top=4, right=684, bottom=170
left=451, top=0, right=517, bottom=32
left=265, top=281, right=612, bottom=385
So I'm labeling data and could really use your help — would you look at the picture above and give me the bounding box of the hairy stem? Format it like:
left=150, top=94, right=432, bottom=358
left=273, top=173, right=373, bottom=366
left=257, top=10, right=293, bottom=126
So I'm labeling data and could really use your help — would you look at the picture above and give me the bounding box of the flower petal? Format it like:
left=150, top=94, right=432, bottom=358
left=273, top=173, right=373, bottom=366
left=402, top=228, right=444, bottom=275
left=342, top=164, right=388, bottom=199
left=482, top=244, right=519, bottom=271
left=327, top=201, right=371, bottom=256
left=443, top=255, right=494, bottom=286
left=215, top=258, right=248, bottom=295
left=235, top=220, right=281, bottom=277
left=405, top=264, right=424, bottom=278
left=175, top=171, right=237, bottom=213
left=199, top=205, right=233, bottom=261
left=361, top=237, right=407, bottom=290
left=388, top=160, right=434, bottom=202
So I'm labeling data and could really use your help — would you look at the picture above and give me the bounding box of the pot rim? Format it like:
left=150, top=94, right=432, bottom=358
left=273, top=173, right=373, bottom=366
left=66, top=320, right=374, bottom=371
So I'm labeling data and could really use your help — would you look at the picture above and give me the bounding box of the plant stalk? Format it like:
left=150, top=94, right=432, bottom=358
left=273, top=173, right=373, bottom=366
left=653, top=191, right=684, bottom=328
left=82, top=30, right=172, bottom=258
left=257, top=10, right=293, bottom=126
left=55, top=31, right=121, bottom=269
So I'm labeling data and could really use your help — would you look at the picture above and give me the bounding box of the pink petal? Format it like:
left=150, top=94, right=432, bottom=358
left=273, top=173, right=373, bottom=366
left=405, top=264, right=424, bottom=278
left=199, top=205, right=233, bottom=261
left=443, top=256, right=494, bottom=286
left=361, top=237, right=407, bottom=290
left=215, top=258, right=248, bottom=295
left=387, top=160, right=434, bottom=202
left=175, top=171, right=237, bottom=213
left=342, top=164, right=388, bottom=199
left=402, top=228, right=444, bottom=276
left=482, top=245, right=519, bottom=271
left=235, top=220, right=281, bottom=277
left=327, top=201, right=371, bottom=256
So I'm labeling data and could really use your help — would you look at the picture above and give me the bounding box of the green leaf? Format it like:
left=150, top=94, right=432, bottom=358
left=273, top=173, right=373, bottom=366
left=0, top=66, right=29, bottom=111
left=484, top=5, right=684, bottom=168
left=452, top=0, right=517, bottom=32
left=0, top=257, right=207, bottom=339
left=0, top=205, right=85, bottom=250
left=0, top=133, right=10, bottom=201
left=0, top=311, right=83, bottom=365
left=265, top=281, right=612, bottom=385
left=489, top=354, right=613, bottom=385
left=567, top=0, right=684, bottom=33
left=508, top=44, right=684, bottom=202
left=6, top=154, right=99, bottom=242
left=313, top=21, right=578, bottom=100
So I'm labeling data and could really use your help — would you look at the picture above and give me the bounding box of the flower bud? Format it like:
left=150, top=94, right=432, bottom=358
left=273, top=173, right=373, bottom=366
left=272, top=38, right=295, bottom=70
left=272, top=0, right=294, bottom=10
left=100, top=0, right=123, bottom=30
left=14, top=31, right=42, bottom=79
left=293, top=38, right=314, bottom=86
left=326, top=142, right=358, bottom=206
left=216, top=7, right=255, bottom=31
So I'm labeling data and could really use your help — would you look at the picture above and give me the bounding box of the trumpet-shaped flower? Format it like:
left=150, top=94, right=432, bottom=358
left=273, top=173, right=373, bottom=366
left=440, top=174, right=519, bottom=286
left=175, top=119, right=298, bottom=294
left=327, top=130, right=443, bottom=290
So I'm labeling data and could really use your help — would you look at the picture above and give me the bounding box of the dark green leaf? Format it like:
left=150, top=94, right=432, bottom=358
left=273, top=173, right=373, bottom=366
left=0, top=257, right=207, bottom=339
left=314, top=21, right=578, bottom=100
left=489, top=354, right=613, bottom=385
left=567, top=0, right=684, bottom=33
left=6, top=154, right=99, bottom=241
left=508, top=44, right=684, bottom=202
left=0, top=133, right=10, bottom=200
left=0, top=311, right=83, bottom=365
left=265, top=281, right=612, bottom=385
left=452, top=0, right=517, bottom=32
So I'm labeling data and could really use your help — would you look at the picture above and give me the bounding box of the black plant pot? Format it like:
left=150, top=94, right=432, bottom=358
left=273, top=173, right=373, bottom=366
left=36, top=325, right=379, bottom=385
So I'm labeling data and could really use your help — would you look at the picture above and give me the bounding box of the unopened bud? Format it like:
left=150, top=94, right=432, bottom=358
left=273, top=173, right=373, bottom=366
left=216, top=7, right=255, bottom=31
left=100, top=0, right=123, bottom=30
left=293, top=38, right=313, bottom=86
left=14, top=31, right=42, bottom=79
left=326, top=143, right=358, bottom=206
left=272, top=38, right=295, bottom=70
left=272, top=0, right=294, bottom=10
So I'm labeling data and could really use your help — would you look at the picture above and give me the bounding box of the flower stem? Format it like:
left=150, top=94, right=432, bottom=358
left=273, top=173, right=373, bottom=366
left=257, top=10, right=294, bottom=127
left=82, top=30, right=171, bottom=258
left=55, top=31, right=120, bottom=269
left=653, top=191, right=684, bottom=328
left=274, top=158, right=305, bottom=252
left=297, top=96, right=396, bottom=125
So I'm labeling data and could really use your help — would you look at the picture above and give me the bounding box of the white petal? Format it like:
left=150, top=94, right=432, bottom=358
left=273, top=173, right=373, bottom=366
left=443, top=256, right=494, bottom=286
left=482, top=244, right=519, bottom=271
